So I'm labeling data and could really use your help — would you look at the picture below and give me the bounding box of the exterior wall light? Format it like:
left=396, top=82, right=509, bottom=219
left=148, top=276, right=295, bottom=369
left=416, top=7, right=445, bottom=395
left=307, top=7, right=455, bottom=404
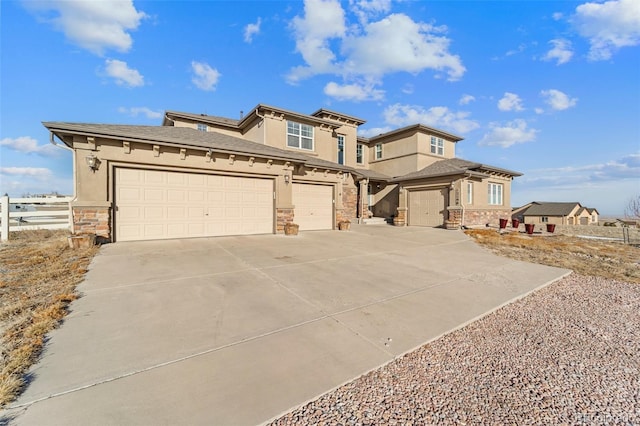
left=85, top=153, right=99, bottom=171
left=284, top=174, right=290, bottom=184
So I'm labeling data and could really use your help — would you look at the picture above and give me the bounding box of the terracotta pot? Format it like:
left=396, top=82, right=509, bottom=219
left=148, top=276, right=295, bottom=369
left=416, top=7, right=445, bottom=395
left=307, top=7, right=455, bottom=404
left=546, top=224, right=556, bottom=233
left=525, top=224, right=535, bottom=235
left=512, top=219, right=520, bottom=228
left=499, top=219, right=508, bottom=229
left=338, top=221, right=351, bottom=231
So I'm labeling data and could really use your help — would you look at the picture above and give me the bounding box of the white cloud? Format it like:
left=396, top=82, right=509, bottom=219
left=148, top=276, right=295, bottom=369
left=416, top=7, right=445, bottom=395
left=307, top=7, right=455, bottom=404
left=459, top=94, right=476, bottom=105
left=541, top=89, right=578, bottom=110
left=497, top=92, right=524, bottom=111
left=0, top=167, right=53, bottom=177
left=358, top=126, right=393, bottom=138
left=288, top=0, right=346, bottom=83
left=24, top=0, right=147, bottom=55
left=542, top=38, right=574, bottom=65
left=118, top=106, right=162, bottom=119
left=341, top=14, right=465, bottom=81
left=104, top=59, right=144, bottom=87
left=244, top=18, right=262, bottom=43
left=288, top=1, right=465, bottom=96
left=191, top=61, right=221, bottom=91
left=0, top=136, right=60, bottom=157
left=350, top=0, right=392, bottom=24
left=383, top=104, right=480, bottom=134
left=324, top=81, right=384, bottom=101
left=552, top=12, right=564, bottom=21
left=479, top=119, right=538, bottom=148
left=572, top=0, right=640, bottom=61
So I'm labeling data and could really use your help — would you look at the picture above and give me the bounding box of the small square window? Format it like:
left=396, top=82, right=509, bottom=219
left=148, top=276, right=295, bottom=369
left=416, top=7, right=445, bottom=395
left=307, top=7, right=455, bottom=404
left=430, top=136, right=444, bottom=156
left=197, top=123, right=207, bottom=132
left=286, top=121, right=314, bottom=151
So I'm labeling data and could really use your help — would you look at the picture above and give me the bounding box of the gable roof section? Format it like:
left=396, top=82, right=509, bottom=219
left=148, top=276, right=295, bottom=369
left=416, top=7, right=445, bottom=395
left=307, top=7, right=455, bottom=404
left=521, top=202, right=582, bottom=217
left=366, top=124, right=464, bottom=144
left=392, top=158, right=522, bottom=182
left=43, top=122, right=352, bottom=172
left=163, top=111, right=240, bottom=128
left=310, top=108, right=366, bottom=125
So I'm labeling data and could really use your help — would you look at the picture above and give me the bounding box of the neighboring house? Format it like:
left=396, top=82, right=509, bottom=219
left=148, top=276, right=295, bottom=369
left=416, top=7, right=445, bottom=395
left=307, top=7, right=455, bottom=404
left=513, top=202, right=599, bottom=225
left=44, top=104, right=521, bottom=242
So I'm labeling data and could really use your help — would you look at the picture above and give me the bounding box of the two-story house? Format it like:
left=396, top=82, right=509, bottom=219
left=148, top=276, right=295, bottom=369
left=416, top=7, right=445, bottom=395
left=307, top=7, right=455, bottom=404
left=44, top=104, right=521, bottom=242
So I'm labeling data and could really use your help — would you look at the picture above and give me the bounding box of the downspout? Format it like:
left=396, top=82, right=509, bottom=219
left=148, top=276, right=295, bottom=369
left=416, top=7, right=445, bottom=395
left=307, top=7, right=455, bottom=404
left=459, top=178, right=466, bottom=228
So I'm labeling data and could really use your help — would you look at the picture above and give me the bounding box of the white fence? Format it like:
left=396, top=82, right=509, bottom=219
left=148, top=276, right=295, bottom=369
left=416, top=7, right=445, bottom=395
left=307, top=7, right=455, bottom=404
left=0, top=196, right=73, bottom=242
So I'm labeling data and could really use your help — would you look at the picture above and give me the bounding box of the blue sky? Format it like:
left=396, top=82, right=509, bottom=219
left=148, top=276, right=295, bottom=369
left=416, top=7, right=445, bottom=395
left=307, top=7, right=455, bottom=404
left=1, top=0, right=638, bottom=215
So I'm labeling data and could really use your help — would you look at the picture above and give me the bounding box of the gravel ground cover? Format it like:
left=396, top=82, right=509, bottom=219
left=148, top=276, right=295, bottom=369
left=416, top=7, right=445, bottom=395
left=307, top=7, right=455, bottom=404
left=270, top=274, right=640, bottom=425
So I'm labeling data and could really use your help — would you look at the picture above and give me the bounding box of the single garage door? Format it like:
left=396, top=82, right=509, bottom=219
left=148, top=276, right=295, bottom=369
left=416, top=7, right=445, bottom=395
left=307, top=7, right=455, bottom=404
left=115, top=168, right=273, bottom=241
left=408, top=188, right=447, bottom=227
left=292, top=183, right=333, bottom=230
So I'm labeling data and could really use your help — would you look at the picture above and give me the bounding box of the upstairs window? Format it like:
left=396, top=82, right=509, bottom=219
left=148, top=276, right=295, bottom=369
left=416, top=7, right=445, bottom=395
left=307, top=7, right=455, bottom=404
left=488, top=182, right=503, bottom=205
left=197, top=123, right=208, bottom=132
left=356, top=143, right=364, bottom=164
left=337, top=135, right=345, bottom=165
left=287, top=121, right=314, bottom=150
left=375, top=143, right=382, bottom=160
left=430, top=136, right=444, bottom=156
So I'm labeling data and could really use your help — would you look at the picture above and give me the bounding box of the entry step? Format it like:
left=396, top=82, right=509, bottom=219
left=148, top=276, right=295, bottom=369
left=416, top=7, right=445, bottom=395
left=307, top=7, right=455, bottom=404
left=363, top=217, right=388, bottom=225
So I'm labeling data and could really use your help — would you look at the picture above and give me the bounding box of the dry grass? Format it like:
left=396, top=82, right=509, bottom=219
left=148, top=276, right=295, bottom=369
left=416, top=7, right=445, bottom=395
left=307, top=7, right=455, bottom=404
left=0, top=230, right=98, bottom=407
left=465, top=229, right=640, bottom=284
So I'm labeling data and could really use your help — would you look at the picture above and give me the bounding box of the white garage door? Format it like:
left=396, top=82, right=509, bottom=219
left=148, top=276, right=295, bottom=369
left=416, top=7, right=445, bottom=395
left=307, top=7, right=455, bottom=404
left=115, top=168, right=273, bottom=241
left=292, top=183, right=333, bottom=231
left=408, top=188, right=447, bottom=227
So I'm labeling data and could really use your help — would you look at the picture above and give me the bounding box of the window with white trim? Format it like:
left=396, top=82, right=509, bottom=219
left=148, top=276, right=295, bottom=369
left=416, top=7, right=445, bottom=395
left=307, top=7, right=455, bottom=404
left=356, top=143, right=364, bottom=164
left=466, top=182, right=473, bottom=204
left=487, top=182, right=503, bottom=205
left=375, top=143, right=382, bottom=160
left=337, top=135, right=345, bottom=165
left=542, top=216, right=549, bottom=223
left=430, top=136, right=444, bottom=156
left=287, top=121, right=314, bottom=150
left=197, top=123, right=207, bottom=132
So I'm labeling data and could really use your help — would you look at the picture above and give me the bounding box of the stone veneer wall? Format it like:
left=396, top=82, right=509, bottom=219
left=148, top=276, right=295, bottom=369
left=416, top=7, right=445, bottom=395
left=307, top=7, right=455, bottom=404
left=337, top=187, right=357, bottom=224
left=462, top=209, right=511, bottom=227
left=276, top=208, right=294, bottom=233
left=73, top=207, right=110, bottom=240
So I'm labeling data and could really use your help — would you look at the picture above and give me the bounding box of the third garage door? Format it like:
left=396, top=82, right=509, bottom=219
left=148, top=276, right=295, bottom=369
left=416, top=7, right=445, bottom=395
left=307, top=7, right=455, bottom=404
left=408, top=188, right=447, bottom=227
left=115, top=168, right=274, bottom=241
left=292, top=183, right=333, bottom=230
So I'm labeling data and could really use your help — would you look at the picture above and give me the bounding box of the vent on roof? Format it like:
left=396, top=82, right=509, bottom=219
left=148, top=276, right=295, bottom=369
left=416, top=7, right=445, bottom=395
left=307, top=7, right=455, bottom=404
left=240, top=110, right=244, bottom=119
left=200, top=113, right=206, bottom=116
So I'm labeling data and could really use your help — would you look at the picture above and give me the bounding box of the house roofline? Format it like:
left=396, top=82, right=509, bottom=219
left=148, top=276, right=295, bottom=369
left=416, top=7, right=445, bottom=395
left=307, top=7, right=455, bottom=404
left=365, top=124, right=464, bottom=143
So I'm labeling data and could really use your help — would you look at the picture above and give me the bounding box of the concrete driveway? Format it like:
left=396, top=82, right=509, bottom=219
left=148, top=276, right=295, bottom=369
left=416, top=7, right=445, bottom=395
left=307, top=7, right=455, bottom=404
left=4, top=225, right=569, bottom=425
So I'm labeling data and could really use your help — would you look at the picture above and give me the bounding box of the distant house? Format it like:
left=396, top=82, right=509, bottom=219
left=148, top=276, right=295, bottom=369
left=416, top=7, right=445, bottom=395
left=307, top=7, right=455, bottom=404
left=512, top=202, right=599, bottom=225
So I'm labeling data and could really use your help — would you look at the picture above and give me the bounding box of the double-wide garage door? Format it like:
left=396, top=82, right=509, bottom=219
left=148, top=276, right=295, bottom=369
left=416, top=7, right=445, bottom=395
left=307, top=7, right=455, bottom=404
left=292, top=183, right=333, bottom=231
left=408, top=188, right=447, bottom=227
left=115, top=168, right=273, bottom=241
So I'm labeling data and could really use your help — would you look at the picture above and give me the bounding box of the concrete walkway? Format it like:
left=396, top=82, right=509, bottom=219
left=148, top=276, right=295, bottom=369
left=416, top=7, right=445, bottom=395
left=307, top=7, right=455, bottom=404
left=4, top=225, right=570, bottom=425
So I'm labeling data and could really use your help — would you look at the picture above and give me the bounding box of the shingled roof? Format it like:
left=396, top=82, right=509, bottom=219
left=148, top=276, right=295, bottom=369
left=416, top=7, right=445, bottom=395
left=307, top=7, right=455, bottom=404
left=392, top=158, right=522, bottom=182
left=43, top=122, right=352, bottom=172
left=521, top=202, right=582, bottom=216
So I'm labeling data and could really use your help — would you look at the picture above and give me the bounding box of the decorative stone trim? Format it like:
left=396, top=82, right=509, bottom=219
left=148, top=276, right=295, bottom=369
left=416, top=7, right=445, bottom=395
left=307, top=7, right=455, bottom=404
left=337, top=187, right=357, bottom=224
left=73, top=206, right=111, bottom=241
left=462, top=209, right=511, bottom=227
left=276, top=208, right=294, bottom=233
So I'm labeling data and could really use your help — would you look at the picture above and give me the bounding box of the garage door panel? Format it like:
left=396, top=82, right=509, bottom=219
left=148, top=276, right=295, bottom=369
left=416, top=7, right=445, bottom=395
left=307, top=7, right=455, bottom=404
left=116, top=168, right=274, bottom=241
left=408, top=188, right=446, bottom=227
left=293, top=183, right=333, bottom=231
